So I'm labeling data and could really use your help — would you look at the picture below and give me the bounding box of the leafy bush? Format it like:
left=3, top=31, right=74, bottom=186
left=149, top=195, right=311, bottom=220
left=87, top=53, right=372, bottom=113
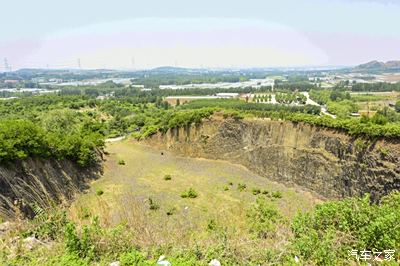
left=118, top=159, right=125, bottom=165
left=96, top=189, right=104, bottom=196
left=64, top=223, right=95, bottom=259
left=119, top=250, right=153, bottom=266
left=237, top=183, right=247, bottom=192
left=252, top=188, right=261, bottom=195
left=164, top=174, right=172, bottom=181
left=290, top=192, right=400, bottom=265
left=148, top=197, right=160, bottom=210
left=271, top=191, right=282, bottom=199
left=181, top=188, right=198, bottom=198
left=247, top=196, right=282, bottom=239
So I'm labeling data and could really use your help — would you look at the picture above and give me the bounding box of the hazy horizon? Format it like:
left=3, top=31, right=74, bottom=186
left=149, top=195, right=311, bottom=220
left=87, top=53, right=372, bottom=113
left=1, top=0, right=400, bottom=70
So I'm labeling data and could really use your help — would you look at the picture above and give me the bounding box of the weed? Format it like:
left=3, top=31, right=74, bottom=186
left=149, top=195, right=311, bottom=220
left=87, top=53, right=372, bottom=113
left=118, top=159, right=125, bottom=165
left=271, top=191, right=282, bottom=199
left=96, top=189, right=104, bottom=196
left=166, top=207, right=176, bottom=216
left=148, top=197, right=160, bottom=210
left=237, top=183, right=247, bottom=192
left=164, top=174, right=172, bottom=181
left=252, top=188, right=261, bottom=195
left=181, top=188, right=198, bottom=198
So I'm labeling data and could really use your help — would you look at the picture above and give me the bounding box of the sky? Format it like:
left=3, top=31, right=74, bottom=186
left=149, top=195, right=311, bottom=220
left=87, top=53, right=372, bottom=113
left=1, top=0, right=399, bottom=70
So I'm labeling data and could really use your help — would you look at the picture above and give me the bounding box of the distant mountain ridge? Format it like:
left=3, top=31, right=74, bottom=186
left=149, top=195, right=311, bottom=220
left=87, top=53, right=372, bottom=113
left=356, top=60, right=400, bottom=70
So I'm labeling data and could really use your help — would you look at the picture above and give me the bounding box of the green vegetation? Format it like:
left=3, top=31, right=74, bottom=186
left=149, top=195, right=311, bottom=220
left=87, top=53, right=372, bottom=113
left=351, top=93, right=393, bottom=102
left=352, top=82, right=400, bottom=92
left=131, top=73, right=250, bottom=88
left=180, top=99, right=321, bottom=114
left=163, top=174, right=172, bottom=181
left=148, top=197, right=160, bottom=210
left=247, top=196, right=283, bottom=239
left=118, top=159, right=125, bottom=165
left=326, top=100, right=358, bottom=118
left=309, top=89, right=350, bottom=105
left=180, top=188, right=198, bottom=198
left=275, top=92, right=306, bottom=104
left=237, top=183, right=247, bottom=191
left=291, top=192, right=400, bottom=265
left=271, top=191, right=283, bottom=199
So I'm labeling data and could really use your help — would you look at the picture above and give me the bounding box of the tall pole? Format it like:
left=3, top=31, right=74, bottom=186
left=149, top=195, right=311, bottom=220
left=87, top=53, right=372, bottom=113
left=3, top=58, right=9, bottom=72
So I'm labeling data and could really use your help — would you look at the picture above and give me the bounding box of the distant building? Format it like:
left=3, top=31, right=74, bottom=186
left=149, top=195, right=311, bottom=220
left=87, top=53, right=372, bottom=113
left=215, top=93, right=239, bottom=98
left=4, top=80, right=19, bottom=84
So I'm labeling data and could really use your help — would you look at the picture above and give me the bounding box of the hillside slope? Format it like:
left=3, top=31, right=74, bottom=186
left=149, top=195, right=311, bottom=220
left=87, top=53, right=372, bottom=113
left=0, top=158, right=101, bottom=218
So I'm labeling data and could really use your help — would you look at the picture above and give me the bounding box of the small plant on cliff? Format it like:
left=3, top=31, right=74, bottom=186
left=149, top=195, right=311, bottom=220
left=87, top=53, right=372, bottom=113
left=181, top=188, right=198, bottom=198
left=164, top=174, right=172, bottom=181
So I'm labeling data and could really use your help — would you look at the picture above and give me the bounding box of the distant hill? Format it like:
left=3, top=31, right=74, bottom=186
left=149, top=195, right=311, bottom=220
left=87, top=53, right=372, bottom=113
left=356, top=60, right=400, bottom=70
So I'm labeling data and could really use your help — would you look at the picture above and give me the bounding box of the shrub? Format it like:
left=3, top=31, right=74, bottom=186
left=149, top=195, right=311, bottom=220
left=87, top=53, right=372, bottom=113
left=118, top=159, right=125, bottom=165
left=247, top=196, right=281, bottom=238
left=166, top=207, right=176, bottom=216
left=64, top=223, right=95, bottom=259
left=252, top=188, right=261, bottom=195
left=290, top=192, right=400, bottom=265
left=237, top=183, right=247, bottom=192
left=164, top=174, right=172, bottom=181
left=95, top=189, right=104, bottom=196
left=223, top=186, right=230, bottom=191
left=271, top=191, right=282, bottom=199
left=148, top=197, right=160, bottom=210
left=119, top=250, right=153, bottom=266
left=207, top=219, right=218, bottom=231
left=181, top=188, right=198, bottom=198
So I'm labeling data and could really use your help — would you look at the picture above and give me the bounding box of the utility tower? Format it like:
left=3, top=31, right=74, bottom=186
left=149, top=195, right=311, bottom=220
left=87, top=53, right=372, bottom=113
left=3, top=58, right=9, bottom=72
left=77, top=58, right=82, bottom=69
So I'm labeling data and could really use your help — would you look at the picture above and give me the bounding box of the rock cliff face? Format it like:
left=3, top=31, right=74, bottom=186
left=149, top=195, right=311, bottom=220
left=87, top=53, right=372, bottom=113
left=0, top=158, right=100, bottom=218
left=146, top=117, right=400, bottom=201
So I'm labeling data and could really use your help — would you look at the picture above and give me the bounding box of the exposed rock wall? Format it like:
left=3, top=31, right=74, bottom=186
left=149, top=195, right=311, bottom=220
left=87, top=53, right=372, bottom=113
left=146, top=117, right=400, bottom=201
left=0, top=158, right=100, bottom=218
